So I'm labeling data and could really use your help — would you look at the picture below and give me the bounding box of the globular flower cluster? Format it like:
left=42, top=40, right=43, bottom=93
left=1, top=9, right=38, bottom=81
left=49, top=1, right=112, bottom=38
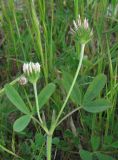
left=70, top=15, right=93, bottom=44
left=23, top=62, right=41, bottom=84
left=19, top=76, right=28, bottom=85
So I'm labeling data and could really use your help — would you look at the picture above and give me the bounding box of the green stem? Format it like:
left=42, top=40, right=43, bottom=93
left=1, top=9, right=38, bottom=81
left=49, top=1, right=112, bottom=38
left=0, top=144, right=23, bottom=159
left=47, top=135, right=52, bottom=160
left=57, top=107, right=82, bottom=127
left=0, top=75, right=21, bottom=96
left=31, top=116, right=49, bottom=134
left=33, top=82, right=43, bottom=124
left=52, top=43, right=85, bottom=132
left=46, top=44, right=85, bottom=160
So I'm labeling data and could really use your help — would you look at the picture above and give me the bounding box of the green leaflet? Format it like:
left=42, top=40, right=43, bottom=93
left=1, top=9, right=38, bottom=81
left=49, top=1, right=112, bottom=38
left=91, top=136, right=100, bottom=151
left=110, top=141, right=118, bottom=149
left=96, top=152, right=115, bottom=160
left=13, top=115, right=31, bottom=132
left=62, top=71, right=81, bottom=105
left=83, top=99, right=112, bottom=113
left=83, top=74, right=107, bottom=104
left=38, top=83, right=56, bottom=109
left=5, top=84, right=30, bottom=114
left=79, top=149, right=92, bottom=160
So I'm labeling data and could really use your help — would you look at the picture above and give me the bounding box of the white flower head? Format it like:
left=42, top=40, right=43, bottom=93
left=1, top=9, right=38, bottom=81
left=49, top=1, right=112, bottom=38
left=23, top=62, right=41, bottom=84
left=70, top=15, right=93, bottom=44
left=23, top=62, right=40, bottom=74
left=71, top=15, right=90, bottom=33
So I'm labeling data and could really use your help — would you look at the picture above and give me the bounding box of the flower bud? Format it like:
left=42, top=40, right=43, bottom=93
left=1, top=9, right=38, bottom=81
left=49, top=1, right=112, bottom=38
left=70, top=15, right=93, bottom=44
left=19, top=76, right=28, bottom=85
left=23, top=62, right=41, bottom=84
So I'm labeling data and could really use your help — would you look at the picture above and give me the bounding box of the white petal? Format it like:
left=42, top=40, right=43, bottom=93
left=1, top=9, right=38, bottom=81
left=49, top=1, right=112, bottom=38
left=78, top=14, right=80, bottom=19
left=31, top=62, right=35, bottom=72
left=35, top=62, right=40, bottom=72
left=25, top=63, right=29, bottom=75
left=84, top=18, right=89, bottom=29
left=77, top=14, right=81, bottom=26
left=23, top=63, right=28, bottom=73
left=70, top=28, right=76, bottom=34
left=29, top=62, right=33, bottom=73
left=23, top=63, right=26, bottom=73
left=77, top=18, right=81, bottom=26
left=73, top=20, right=78, bottom=29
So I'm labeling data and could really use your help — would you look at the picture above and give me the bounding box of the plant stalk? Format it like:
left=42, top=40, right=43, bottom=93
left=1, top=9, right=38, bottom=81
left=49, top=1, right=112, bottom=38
left=33, top=82, right=43, bottom=124
left=0, top=75, right=21, bottom=96
left=47, top=44, right=85, bottom=160
left=54, top=44, right=85, bottom=128
left=47, top=134, right=52, bottom=160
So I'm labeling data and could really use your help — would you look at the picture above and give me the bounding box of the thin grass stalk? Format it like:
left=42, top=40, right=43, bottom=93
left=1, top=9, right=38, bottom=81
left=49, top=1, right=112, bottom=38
left=31, top=0, right=48, bottom=83
left=9, top=0, right=26, bottom=60
left=49, top=0, right=54, bottom=71
left=1, top=1, right=19, bottom=69
left=104, top=37, right=112, bottom=136
left=74, top=0, right=79, bottom=19
left=37, top=0, right=49, bottom=81
left=74, top=0, right=80, bottom=59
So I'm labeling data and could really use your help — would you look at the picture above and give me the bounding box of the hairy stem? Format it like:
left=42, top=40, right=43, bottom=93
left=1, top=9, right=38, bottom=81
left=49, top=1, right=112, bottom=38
left=52, top=43, right=85, bottom=131
left=57, top=107, right=82, bottom=127
left=33, top=83, right=43, bottom=124
left=47, top=135, right=52, bottom=160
